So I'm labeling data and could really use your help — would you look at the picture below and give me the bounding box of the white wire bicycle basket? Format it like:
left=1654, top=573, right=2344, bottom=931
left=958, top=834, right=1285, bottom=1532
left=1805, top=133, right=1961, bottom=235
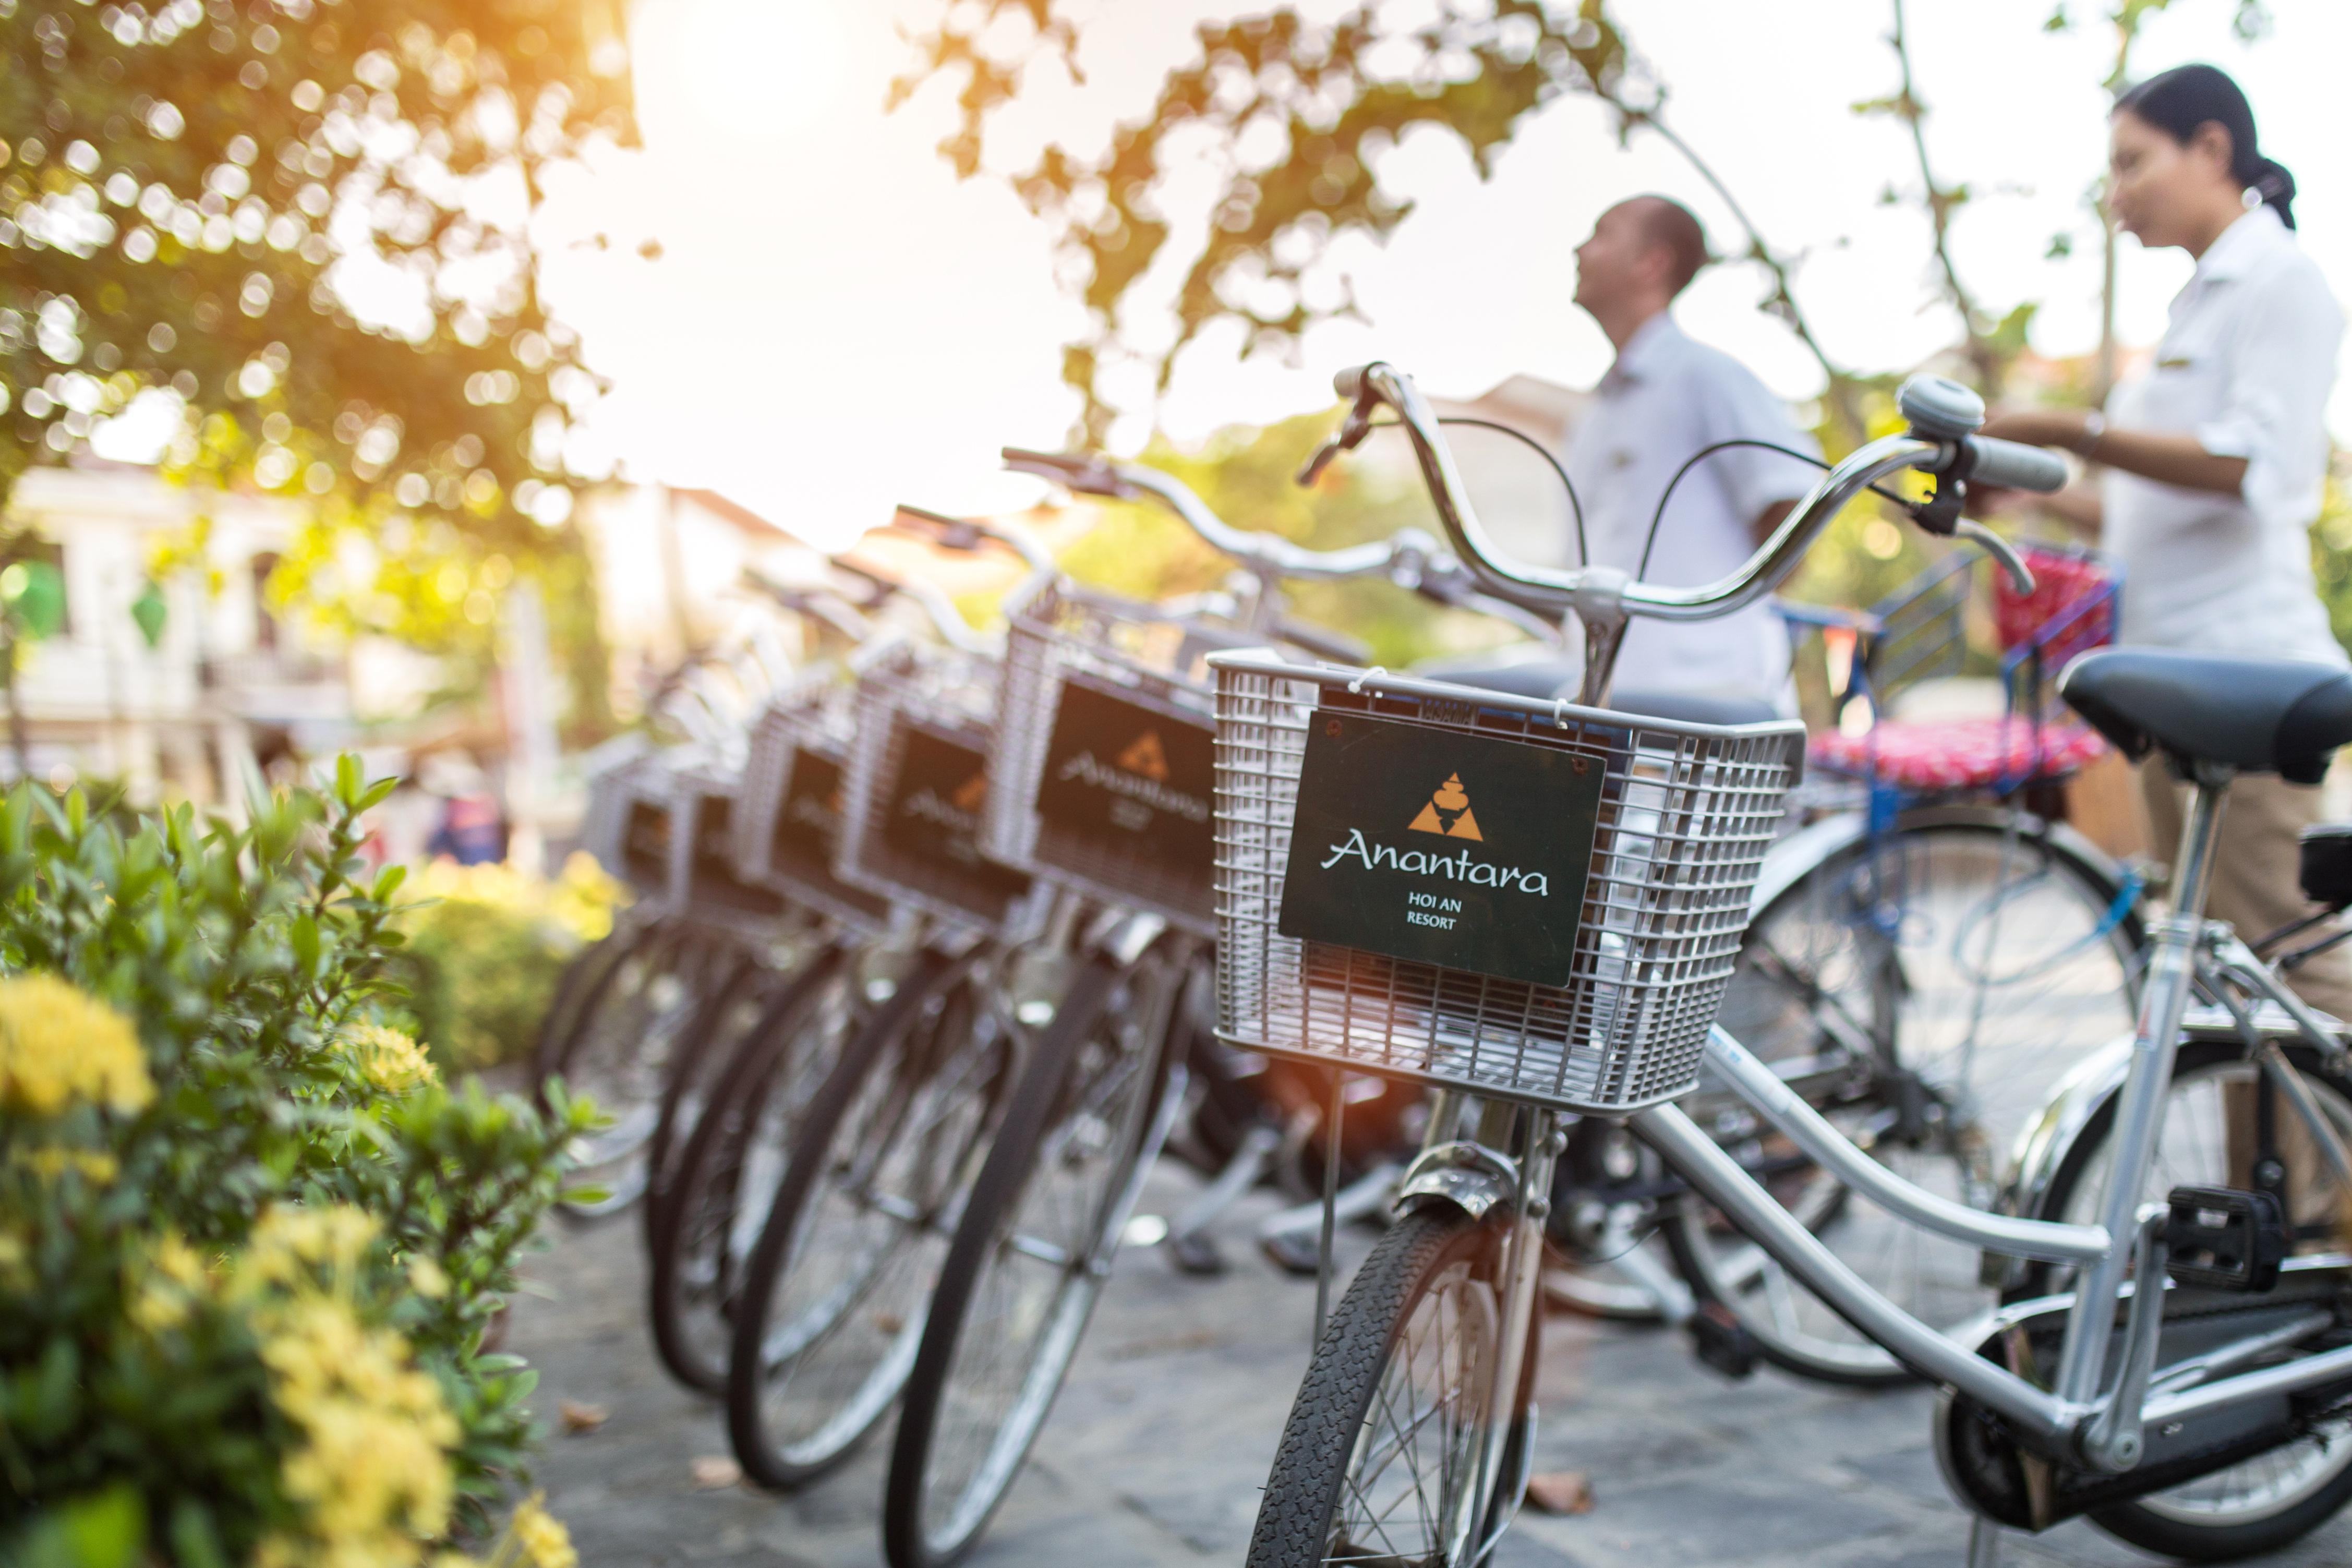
left=581, top=746, right=684, bottom=904
left=984, top=581, right=1240, bottom=937
left=1212, top=650, right=1806, bottom=1114
left=836, top=640, right=1041, bottom=940
left=733, top=666, right=896, bottom=936
left=666, top=761, right=807, bottom=940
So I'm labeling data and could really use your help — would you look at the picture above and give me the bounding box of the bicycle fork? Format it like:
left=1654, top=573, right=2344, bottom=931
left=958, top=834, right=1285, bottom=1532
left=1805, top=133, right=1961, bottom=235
left=1393, top=1093, right=1561, bottom=1565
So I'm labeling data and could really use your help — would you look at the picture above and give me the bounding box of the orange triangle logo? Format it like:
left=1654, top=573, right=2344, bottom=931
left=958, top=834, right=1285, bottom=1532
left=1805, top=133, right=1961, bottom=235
left=1116, top=730, right=1169, bottom=782
left=951, top=771, right=988, bottom=813
left=1408, top=773, right=1483, bottom=840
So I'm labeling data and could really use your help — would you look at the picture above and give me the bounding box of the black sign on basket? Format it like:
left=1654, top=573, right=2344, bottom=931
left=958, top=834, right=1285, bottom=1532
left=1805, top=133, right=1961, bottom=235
left=622, top=798, right=671, bottom=890
left=881, top=721, right=1032, bottom=908
left=1277, top=710, right=1603, bottom=987
left=1033, top=677, right=1215, bottom=867
left=690, top=793, right=786, bottom=917
left=771, top=750, right=847, bottom=873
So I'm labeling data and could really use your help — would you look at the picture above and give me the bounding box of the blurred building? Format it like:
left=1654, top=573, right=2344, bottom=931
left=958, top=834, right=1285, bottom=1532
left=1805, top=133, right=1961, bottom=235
left=576, top=484, right=810, bottom=715
left=0, top=462, right=357, bottom=800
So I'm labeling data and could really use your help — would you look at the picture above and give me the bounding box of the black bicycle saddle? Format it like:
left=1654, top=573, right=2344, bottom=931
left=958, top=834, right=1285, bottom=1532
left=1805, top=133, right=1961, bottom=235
left=2059, top=647, right=2352, bottom=785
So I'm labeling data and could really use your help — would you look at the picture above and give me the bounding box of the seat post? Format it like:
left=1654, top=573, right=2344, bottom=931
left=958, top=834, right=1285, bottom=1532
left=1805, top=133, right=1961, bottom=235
left=2056, top=756, right=2231, bottom=1405
left=2166, top=761, right=2233, bottom=925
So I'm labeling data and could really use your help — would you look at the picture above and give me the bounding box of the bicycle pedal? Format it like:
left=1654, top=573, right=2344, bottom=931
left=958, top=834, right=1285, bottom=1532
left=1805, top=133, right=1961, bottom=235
left=1259, top=1229, right=1324, bottom=1276
left=2164, top=1186, right=2285, bottom=1294
left=1166, top=1232, right=1226, bottom=1275
left=1685, top=1301, right=1760, bottom=1380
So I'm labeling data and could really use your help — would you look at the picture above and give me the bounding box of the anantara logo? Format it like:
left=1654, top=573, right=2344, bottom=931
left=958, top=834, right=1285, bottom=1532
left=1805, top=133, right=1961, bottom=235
left=1116, top=729, right=1170, bottom=783
left=1407, top=772, right=1482, bottom=841
left=1051, top=734, right=1210, bottom=824
left=904, top=768, right=988, bottom=830
left=785, top=785, right=843, bottom=832
left=1278, top=710, right=1601, bottom=988
left=1035, top=680, right=1218, bottom=870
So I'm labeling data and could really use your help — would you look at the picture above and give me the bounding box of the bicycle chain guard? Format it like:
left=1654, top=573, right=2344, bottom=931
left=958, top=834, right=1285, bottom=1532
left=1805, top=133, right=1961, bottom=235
left=1934, top=1281, right=2352, bottom=1531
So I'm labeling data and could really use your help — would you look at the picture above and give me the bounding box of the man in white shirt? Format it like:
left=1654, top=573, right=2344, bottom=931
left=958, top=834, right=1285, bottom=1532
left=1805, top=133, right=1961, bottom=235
left=1564, top=197, right=1822, bottom=705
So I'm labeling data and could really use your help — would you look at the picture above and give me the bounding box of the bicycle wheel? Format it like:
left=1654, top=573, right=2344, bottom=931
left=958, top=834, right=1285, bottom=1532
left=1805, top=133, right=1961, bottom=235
left=2030, top=1039, right=2352, bottom=1560
left=1245, top=1208, right=1511, bottom=1568
left=643, top=943, right=826, bottom=1250
left=883, top=944, right=1182, bottom=1568
left=1545, top=1117, right=1683, bottom=1322
left=720, top=950, right=1005, bottom=1485
left=645, top=943, right=857, bottom=1393
left=530, top=916, right=648, bottom=1088
left=1671, top=812, right=2141, bottom=1384
left=549, top=920, right=745, bottom=1219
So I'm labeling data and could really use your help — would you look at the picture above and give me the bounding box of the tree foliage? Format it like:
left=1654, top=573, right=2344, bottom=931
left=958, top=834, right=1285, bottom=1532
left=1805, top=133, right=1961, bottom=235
left=900, top=0, right=1637, bottom=443
left=2, top=0, right=634, bottom=701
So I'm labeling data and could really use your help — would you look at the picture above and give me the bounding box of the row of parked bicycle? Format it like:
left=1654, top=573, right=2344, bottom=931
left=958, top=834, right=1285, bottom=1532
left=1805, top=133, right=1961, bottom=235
left=526, top=366, right=2352, bottom=1566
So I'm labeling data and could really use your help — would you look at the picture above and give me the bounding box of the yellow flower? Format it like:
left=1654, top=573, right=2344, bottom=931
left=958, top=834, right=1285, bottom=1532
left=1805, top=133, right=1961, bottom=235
left=346, top=1023, right=438, bottom=1095
left=237, top=1205, right=380, bottom=1297
left=128, top=1231, right=215, bottom=1333
left=0, top=973, right=152, bottom=1118
left=257, top=1295, right=460, bottom=1564
left=506, top=1494, right=577, bottom=1568
left=15, top=1146, right=119, bottom=1184
left=407, top=1255, right=449, bottom=1299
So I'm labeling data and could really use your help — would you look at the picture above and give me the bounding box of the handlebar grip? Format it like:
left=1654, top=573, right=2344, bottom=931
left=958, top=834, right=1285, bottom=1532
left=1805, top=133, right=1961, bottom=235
left=888, top=504, right=990, bottom=552
left=1333, top=365, right=1370, bottom=400
left=1961, top=436, right=2068, bottom=494
left=1002, top=447, right=1129, bottom=499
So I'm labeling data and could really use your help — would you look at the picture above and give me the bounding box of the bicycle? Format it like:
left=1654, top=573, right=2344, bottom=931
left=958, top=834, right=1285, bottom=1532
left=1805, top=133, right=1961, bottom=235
left=1239, top=362, right=2352, bottom=1565
left=874, top=463, right=1552, bottom=1567
left=1663, top=540, right=2148, bottom=1383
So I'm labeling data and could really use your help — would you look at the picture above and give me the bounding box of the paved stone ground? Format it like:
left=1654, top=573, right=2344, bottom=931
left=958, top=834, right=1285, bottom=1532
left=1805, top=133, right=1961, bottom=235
left=510, top=1162, right=2352, bottom=1568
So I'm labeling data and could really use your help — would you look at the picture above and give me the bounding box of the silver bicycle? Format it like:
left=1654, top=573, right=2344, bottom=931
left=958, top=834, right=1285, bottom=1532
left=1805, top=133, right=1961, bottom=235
left=1238, top=364, right=2352, bottom=1566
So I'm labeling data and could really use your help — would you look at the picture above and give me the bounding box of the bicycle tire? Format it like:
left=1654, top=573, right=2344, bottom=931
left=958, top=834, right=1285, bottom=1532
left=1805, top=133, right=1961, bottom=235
left=529, top=913, right=670, bottom=1103
left=2024, top=1038, right=2352, bottom=1559
left=882, top=945, right=1179, bottom=1568
left=642, top=945, right=821, bottom=1250
left=549, top=920, right=745, bottom=1220
left=723, top=949, right=1004, bottom=1488
left=1245, top=1207, right=1510, bottom=1568
left=645, top=942, right=856, bottom=1392
left=1672, top=812, right=2141, bottom=1385
left=529, top=916, right=648, bottom=1097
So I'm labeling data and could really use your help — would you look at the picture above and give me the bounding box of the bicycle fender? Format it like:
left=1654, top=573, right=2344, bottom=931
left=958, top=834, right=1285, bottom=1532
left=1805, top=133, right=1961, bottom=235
left=1999, top=1005, right=2296, bottom=1238
left=1394, top=1140, right=1518, bottom=1221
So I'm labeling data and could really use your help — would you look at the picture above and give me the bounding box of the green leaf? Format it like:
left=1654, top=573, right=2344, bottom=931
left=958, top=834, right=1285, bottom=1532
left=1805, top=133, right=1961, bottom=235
left=13, top=1486, right=146, bottom=1568
left=166, top=1500, right=231, bottom=1568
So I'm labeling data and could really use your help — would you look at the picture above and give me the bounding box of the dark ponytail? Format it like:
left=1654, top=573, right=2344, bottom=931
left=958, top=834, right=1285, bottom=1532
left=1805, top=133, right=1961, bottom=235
left=2116, top=63, right=2296, bottom=230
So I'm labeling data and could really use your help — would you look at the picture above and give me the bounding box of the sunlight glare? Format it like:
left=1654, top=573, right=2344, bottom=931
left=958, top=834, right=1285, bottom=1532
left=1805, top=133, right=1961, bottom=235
left=635, top=0, right=847, bottom=142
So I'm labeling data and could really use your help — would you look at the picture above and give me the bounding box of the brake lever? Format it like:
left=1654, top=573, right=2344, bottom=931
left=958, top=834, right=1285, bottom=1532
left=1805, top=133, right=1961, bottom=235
left=1298, top=395, right=1378, bottom=488
left=1955, top=518, right=2037, bottom=595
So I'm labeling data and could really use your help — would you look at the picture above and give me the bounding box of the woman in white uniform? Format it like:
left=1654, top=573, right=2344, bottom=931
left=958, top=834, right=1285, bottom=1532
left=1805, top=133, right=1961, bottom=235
left=1982, top=63, right=2352, bottom=1015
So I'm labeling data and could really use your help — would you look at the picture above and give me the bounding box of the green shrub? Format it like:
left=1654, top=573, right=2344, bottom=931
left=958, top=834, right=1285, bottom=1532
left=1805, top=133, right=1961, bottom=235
left=394, top=856, right=625, bottom=1076
left=0, top=761, right=597, bottom=1567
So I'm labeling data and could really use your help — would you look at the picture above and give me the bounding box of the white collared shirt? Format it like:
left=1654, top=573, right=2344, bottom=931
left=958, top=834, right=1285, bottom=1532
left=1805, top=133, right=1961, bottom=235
left=2105, top=205, right=2346, bottom=666
left=1563, top=314, right=1822, bottom=703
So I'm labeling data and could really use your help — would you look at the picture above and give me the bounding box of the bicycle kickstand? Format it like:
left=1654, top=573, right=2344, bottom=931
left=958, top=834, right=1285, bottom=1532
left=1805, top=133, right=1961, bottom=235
left=1966, top=1516, right=2003, bottom=1567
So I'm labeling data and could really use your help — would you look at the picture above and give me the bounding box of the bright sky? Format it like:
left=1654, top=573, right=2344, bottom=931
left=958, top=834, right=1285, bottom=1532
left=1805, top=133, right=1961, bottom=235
left=534, top=0, right=2352, bottom=544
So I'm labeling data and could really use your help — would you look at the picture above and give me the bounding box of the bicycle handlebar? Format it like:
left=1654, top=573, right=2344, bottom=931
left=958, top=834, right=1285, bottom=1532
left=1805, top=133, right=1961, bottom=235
left=1003, top=445, right=1410, bottom=583
left=885, top=503, right=1057, bottom=576
left=1324, top=363, right=2064, bottom=628
left=1958, top=434, right=2069, bottom=493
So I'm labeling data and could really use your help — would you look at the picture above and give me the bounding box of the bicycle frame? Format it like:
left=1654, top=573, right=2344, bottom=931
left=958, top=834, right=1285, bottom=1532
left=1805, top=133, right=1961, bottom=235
left=1388, top=768, right=2352, bottom=1542
left=1373, top=747, right=2352, bottom=1533
left=1631, top=769, right=2351, bottom=1467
